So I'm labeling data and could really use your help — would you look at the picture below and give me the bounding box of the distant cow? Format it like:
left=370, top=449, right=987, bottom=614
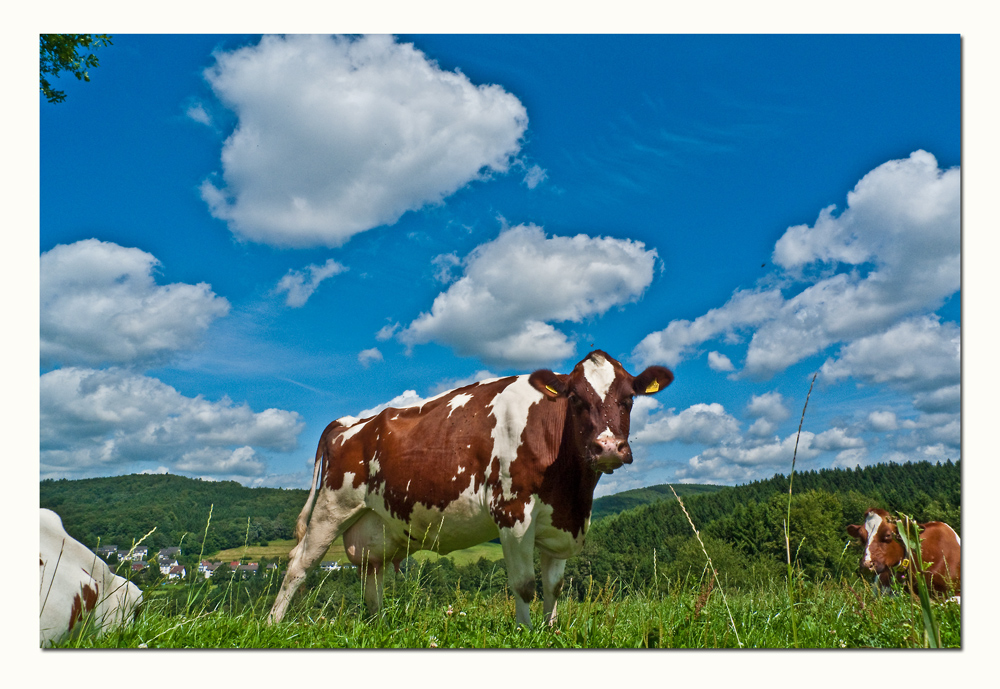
left=846, top=507, right=961, bottom=599
left=40, top=508, right=143, bottom=647
left=269, top=350, right=673, bottom=628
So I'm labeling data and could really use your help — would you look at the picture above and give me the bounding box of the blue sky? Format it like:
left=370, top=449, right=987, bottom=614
left=39, top=34, right=961, bottom=496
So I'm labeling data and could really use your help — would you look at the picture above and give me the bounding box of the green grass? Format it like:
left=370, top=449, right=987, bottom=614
left=52, top=572, right=961, bottom=649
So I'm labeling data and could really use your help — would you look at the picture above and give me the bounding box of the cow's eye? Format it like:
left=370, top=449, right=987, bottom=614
left=882, top=534, right=893, bottom=543
left=567, top=391, right=586, bottom=408
left=622, top=397, right=634, bottom=409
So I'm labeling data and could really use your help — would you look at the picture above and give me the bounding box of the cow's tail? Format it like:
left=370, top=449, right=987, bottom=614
left=293, top=420, right=341, bottom=543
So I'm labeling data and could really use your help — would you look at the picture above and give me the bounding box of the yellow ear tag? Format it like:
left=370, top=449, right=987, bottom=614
left=645, top=380, right=660, bottom=394
left=545, top=385, right=558, bottom=396
left=901, top=558, right=910, bottom=568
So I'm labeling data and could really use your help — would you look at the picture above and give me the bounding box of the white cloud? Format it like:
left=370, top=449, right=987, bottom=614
left=431, top=252, right=461, bottom=283
left=358, top=347, right=384, bottom=367
left=745, top=391, right=790, bottom=422
left=200, top=34, right=529, bottom=247
left=820, top=316, right=960, bottom=394
left=399, top=223, right=658, bottom=368
left=674, top=432, right=823, bottom=483
left=707, top=351, right=734, bottom=372
left=185, top=101, right=212, bottom=126
left=430, top=369, right=498, bottom=394
left=357, top=389, right=428, bottom=419
left=275, top=258, right=347, bottom=307
left=40, top=367, right=303, bottom=478
left=632, top=403, right=742, bottom=446
left=867, top=411, right=899, bottom=432
left=375, top=322, right=400, bottom=341
left=522, top=164, right=548, bottom=189
left=633, top=151, right=960, bottom=381
left=176, top=446, right=266, bottom=476
left=41, top=239, right=230, bottom=367
left=811, top=427, right=865, bottom=451
left=832, top=447, right=868, bottom=470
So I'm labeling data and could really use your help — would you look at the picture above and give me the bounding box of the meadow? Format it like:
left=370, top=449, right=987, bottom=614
left=55, top=559, right=961, bottom=649
left=43, top=459, right=961, bottom=650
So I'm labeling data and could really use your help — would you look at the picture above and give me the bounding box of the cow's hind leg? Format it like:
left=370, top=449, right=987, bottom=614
left=268, top=490, right=365, bottom=624
left=540, top=551, right=567, bottom=627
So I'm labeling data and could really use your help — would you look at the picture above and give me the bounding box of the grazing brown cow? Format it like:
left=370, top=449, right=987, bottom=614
left=268, top=350, right=673, bottom=627
left=846, top=507, right=961, bottom=601
left=40, top=508, right=143, bottom=647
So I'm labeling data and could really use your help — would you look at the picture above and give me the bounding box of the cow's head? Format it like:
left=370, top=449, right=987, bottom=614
left=528, top=350, right=673, bottom=475
left=846, top=508, right=907, bottom=587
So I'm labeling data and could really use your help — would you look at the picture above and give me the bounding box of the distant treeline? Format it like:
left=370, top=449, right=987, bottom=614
left=41, top=459, right=959, bottom=601
left=40, top=473, right=306, bottom=554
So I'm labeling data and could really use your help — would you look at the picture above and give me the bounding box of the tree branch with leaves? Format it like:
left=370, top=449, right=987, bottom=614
left=40, top=34, right=113, bottom=104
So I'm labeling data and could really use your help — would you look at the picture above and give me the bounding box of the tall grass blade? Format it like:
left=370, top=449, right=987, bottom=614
left=895, top=513, right=941, bottom=648
left=785, top=371, right=817, bottom=648
left=668, top=484, right=742, bottom=647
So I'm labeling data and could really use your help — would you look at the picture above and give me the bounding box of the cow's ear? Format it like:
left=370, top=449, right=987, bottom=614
left=847, top=524, right=863, bottom=540
left=633, top=366, right=674, bottom=395
left=529, top=370, right=566, bottom=400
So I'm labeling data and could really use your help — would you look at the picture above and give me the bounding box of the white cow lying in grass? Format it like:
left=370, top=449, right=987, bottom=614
left=40, top=508, right=143, bottom=647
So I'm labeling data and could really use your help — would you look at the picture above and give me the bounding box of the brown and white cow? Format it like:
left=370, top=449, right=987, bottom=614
left=846, top=508, right=961, bottom=600
left=40, top=508, right=143, bottom=647
left=268, top=350, right=673, bottom=628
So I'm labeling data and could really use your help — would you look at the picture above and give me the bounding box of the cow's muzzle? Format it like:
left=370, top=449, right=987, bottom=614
left=590, top=437, right=632, bottom=474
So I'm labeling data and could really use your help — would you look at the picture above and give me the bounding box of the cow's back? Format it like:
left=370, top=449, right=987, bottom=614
left=39, top=508, right=142, bottom=647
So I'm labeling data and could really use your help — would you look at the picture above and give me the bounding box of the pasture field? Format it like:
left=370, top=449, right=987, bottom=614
left=54, top=568, right=961, bottom=649
left=212, top=538, right=504, bottom=567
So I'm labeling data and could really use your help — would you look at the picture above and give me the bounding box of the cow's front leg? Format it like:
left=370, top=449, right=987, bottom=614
left=499, top=526, right=536, bottom=629
left=540, top=551, right=566, bottom=627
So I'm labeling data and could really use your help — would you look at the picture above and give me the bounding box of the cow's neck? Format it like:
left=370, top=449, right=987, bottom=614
left=537, top=412, right=601, bottom=539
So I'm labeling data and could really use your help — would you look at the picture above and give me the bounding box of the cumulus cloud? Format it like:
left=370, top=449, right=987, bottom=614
left=745, top=391, right=790, bottom=423
left=40, top=367, right=303, bottom=478
left=41, top=239, right=230, bottom=368
left=707, top=351, right=735, bottom=372
left=185, top=101, right=212, bottom=126
left=820, top=316, right=960, bottom=395
left=522, top=164, right=548, bottom=189
left=275, top=258, right=347, bottom=307
left=358, top=347, right=384, bottom=367
left=867, top=411, right=899, bottom=432
left=357, top=389, right=429, bottom=419
left=633, top=151, right=960, bottom=380
left=399, top=223, right=658, bottom=368
left=632, top=403, right=742, bottom=446
left=674, top=432, right=823, bottom=484
left=200, top=34, right=529, bottom=247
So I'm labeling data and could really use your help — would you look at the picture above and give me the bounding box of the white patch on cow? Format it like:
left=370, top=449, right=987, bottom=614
left=582, top=353, right=617, bottom=401
left=863, top=511, right=883, bottom=565
left=369, top=454, right=381, bottom=475
left=337, top=419, right=370, bottom=445
left=477, top=377, right=502, bottom=386
left=487, top=376, right=543, bottom=501
left=457, top=465, right=466, bottom=474
left=405, top=480, right=411, bottom=493
left=944, top=522, right=961, bottom=546
left=336, top=415, right=360, bottom=427
left=597, top=428, right=614, bottom=440
left=448, top=393, right=474, bottom=417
